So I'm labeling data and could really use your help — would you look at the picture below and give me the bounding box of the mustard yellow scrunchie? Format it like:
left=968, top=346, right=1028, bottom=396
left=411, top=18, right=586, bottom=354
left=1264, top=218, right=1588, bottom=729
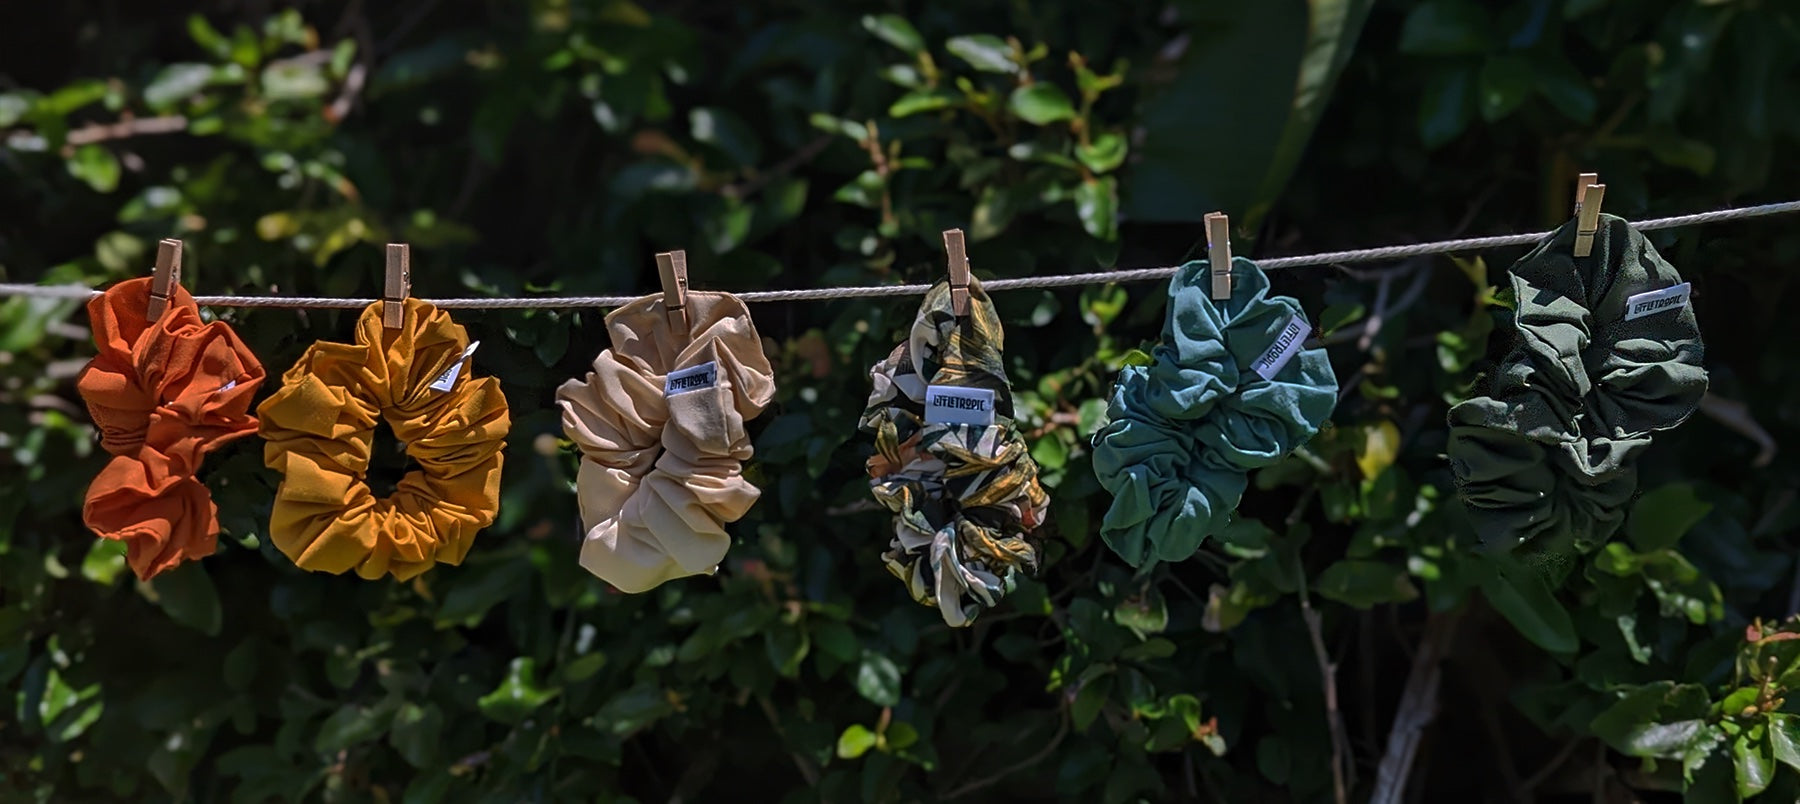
left=257, top=298, right=510, bottom=580
left=556, top=292, right=774, bottom=593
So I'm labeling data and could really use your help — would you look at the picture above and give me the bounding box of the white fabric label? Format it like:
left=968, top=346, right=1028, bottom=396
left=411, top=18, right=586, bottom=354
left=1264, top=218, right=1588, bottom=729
left=664, top=361, right=719, bottom=396
left=1624, top=282, right=1691, bottom=321
left=1250, top=314, right=1309, bottom=381
left=215, top=379, right=238, bottom=395
left=429, top=341, right=481, bottom=392
left=924, top=385, right=996, bottom=426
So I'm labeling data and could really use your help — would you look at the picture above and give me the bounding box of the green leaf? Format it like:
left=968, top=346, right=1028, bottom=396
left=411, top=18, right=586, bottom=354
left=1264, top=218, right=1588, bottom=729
left=0, top=92, right=30, bottom=127
left=1072, top=672, right=1112, bottom=729
left=476, top=657, right=559, bottom=725
left=1478, top=55, right=1535, bottom=121
left=1419, top=68, right=1477, bottom=148
left=1008, top=84, right=1076, bottom=125
left=1590, top=681, right=1714, bottom=757
left=80, top=539, right=128, bottom=586
left=1114, top=588, right=1170, bottom=636
left=855, top=651, right=902, bottom=707
left=1399, top=0, right=1493, bottom=55
left=435, top=557, right=530, bottom=625
left=764, top=625, right=810, bottom=678
left=837, top=724, right=878, bottom=759
left=690, top=107, right=762, bottom=166
left=1124, top=0, right=1373, bottom=225
left=314, top=701, right=396, bottom=753
left=1031, top=431, right=1069, bottom=470
left=1534, top=57, right=1597, bottom=123
left=1073, top=176, right=1118, bottom=241
left=945, top=35, right=1015, bottom=73
left=815, top=622, right=858, bottom=663
left=388, top=703, right=443, bottom=768
left=148, top=564, right=222, bottom=636
left=38, top=668, right=102, bottom=743
left=1076, top=132, right=1127, bottom=174
left=260, top=61, right=328, bottom=101
left=1475, top=556, right=1576, bottom=653
left=67, top=145, right=121, bottom=193
left=1629, top=484, right=1713, bottom=551
left=1316, top=560, right=1419, bottom=608
left=144, top=63, right=215, bottom=108
left=1648, top=133, right=1718, bottom=177
left=886, top=720, right=919, bottom=751
left=1734, top=725, right=1773, bottom=798
left=889, top=90, right=956, bottom=118
left=1770, top=714, right=1800, bottom=772
left=861, top=14, right=925, bottom=54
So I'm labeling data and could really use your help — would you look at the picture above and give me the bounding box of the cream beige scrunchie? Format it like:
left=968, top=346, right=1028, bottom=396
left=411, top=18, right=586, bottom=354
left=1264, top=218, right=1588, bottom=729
left=556, top=292, right=775, bottom=592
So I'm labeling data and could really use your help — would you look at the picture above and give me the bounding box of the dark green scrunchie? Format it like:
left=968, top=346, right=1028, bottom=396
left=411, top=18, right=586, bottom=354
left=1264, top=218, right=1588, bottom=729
left=1447, top=213, right=1707, bottom=555
left=1091, top=257, right=1338, bottom=568
left=859, top=278, right=1050, bottom=627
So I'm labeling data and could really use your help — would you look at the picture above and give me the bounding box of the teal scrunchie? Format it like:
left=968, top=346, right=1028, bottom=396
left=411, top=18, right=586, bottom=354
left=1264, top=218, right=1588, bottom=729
left=1091, top=257, right=1338, bottom=568
left=1447, top=214, right=1707, bottom=555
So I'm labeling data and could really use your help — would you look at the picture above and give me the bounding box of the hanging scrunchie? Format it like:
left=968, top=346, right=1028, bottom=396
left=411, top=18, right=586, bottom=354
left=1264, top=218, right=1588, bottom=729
left=859, top=278, right=1049, bottom=628
left=556, top=292, right=774, bottom=593
left=257, top=298, right=509, bottom=580
left=1447, top=214, right=1706, bottom=555
left=76, top=278, right=264, bottom=580
left=1091, top=258, right=1337, bottom=568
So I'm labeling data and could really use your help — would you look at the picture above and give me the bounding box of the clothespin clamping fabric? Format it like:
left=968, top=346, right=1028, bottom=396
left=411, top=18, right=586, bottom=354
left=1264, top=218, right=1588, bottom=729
left=656, top=250, right=690, bottom=342
left=1573, top=173, right=1606, bottom=258
left=943, top=229, right=971, bottom=316
left=384, top=243, right=411, bottom=329
left=1205, top=212, right=1233, bottom=300
left=146, top=238, right=184, bottom=322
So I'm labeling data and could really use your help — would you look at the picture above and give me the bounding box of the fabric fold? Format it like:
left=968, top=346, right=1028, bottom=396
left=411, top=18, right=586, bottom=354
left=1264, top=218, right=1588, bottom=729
left=860, top=278, right=1049, bottom=628
left=1092, top=258, right=1337, bottom=568
left=557, top=292, right=775, bottom=593
left=1447, top=214, right=1706, bottom=555
left=258, top=298, right=509, bottom=581
left=76, top=278, right=265, bottom=580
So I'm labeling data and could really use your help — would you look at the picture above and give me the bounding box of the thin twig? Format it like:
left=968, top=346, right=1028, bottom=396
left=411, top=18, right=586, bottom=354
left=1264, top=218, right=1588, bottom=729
left=1302, top=599, right=1351, bottom=804
left=722, top=134, right=833, bottom=201
left=1369, top=609, right=1464, bottom=804
left=939, top=713, right=1070, bottom=800
left=1521, top=738, right=1587, bottom=792
left=60, top=115, right=189, bottom=147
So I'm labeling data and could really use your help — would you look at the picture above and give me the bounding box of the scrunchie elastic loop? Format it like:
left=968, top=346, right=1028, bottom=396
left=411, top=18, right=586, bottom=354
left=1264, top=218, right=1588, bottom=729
left=1448, top=215, right=1706, bottom=555
left=860, top=279, right=1049, bottom=627
left=557, top=292, right=774, bottom=593
left=1092, top=258, right=1337, bottom=568
left=257, top=298, right=509, bottom=580
left=77, top=278, right=264, bottom=580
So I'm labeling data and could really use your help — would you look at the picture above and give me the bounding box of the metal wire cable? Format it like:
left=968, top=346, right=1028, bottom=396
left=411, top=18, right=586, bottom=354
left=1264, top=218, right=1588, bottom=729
left=2, top=200, right=1795, bottom=310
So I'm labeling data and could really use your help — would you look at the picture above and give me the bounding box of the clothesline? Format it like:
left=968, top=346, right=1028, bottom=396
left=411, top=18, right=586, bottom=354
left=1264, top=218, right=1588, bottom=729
left=3, top=200, right=1796, bottom=310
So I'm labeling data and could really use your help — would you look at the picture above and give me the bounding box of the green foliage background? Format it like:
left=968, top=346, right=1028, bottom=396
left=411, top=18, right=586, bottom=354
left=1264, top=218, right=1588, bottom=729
left=2, top=0, right=1798, bottom=801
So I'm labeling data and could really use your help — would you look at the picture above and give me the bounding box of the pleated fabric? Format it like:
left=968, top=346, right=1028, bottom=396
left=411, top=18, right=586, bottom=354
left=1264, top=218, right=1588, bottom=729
left=257, top=298, right=509, bottom=581
left=1092, top=258, right=1337, bottom=568
left=860, top=278, right=1049, bottom=627
left=557, top=292, right=775, bottom=593
left=1448, top=214, right=1707, bottom=555
left=77, top=278, right=265, bottom=580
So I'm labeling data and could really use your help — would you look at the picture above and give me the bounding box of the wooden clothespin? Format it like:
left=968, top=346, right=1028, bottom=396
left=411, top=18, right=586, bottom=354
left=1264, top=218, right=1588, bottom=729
left=146, top=238, right=183, bottom=321
left=1572, top=172, right=1598, bottom=216
left=1573, top=178, right=1606, bottom=258
left=655, top=250, right=690, bottom=338
left=1205, top=212, right=1233, bottom=300
left=384, top=243, right=410, bottom=329
left=943, top=229, right=971, bottom=316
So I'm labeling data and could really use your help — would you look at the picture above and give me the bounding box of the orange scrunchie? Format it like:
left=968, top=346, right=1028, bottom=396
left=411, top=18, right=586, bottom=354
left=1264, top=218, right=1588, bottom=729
left=77, top=278, right=265, bottom=580
left=256, top=298, right=509, bottom=580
